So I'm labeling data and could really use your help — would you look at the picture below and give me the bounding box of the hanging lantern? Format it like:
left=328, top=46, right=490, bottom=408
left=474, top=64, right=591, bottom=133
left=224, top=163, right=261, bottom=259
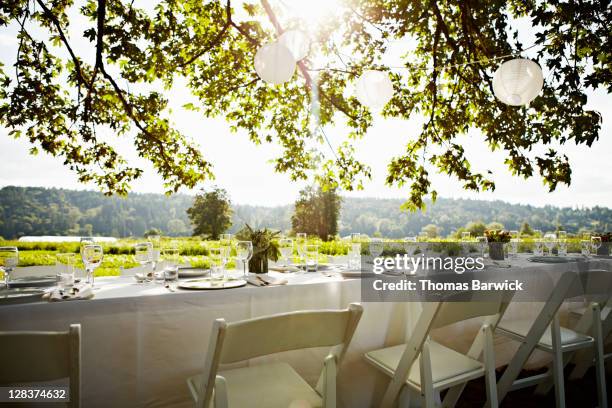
left=355, top=70, right=394, bottom=110
left=254, top=42, right=296, bottom=85
left=278, top=29, right=310, bottom=61
left=493, top=58, right=543, bottom=106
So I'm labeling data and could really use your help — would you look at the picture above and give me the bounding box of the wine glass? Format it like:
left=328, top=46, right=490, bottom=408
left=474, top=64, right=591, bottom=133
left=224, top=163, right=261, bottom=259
left=82, top=244, right=103, bottom=287
left=236, top=241, right=253, bottom=277
left=581, top=240, right=591, bottom=258
left=591, top=236, right=602, bottom=256
left=279, top=238, right=293, bottom=267
left=148, top=235, right=161, bottom=272
left=220, top=233, right=232, bottom=265
left=0, top=247, right=19, bottom=289
left=134, top=242, right=153, bottom=282
left=296, top=233, right=307, bottom=264
left=369, top=238, right=384, bottom=258
left=544, top=233, right=556, bottom=256
left=461, top=231, right=471, bottom=241
left=557, top=231, right=567, bottom=257
left=403, top=236, right=417, bottom=256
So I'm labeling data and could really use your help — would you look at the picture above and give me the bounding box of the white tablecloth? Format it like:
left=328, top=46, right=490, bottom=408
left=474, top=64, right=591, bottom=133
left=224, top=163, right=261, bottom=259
left=1, top=256, right=611, bottom=407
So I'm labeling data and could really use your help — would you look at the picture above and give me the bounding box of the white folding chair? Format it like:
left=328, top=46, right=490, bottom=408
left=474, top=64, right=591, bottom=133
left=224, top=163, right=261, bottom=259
left=187, top=303, right=363, bottom=408
left=0, top=324, right=81, bottom=407
left=493, top=270, right=609, bottom=408
left=365, top=292, right=512, bottom=408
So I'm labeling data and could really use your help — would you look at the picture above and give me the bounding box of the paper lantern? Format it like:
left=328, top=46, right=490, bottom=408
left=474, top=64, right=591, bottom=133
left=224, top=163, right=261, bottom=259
left=254, top=42, right=296, bottom=85
left=355, top=70, right=394, bottom=110
left=279, top=29, right=310, bottom=61
left=493, top=58, right=543, bottom=106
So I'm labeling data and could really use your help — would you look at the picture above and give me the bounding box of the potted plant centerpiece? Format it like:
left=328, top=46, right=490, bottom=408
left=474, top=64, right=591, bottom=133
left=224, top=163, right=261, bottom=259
left=235, top=224, right=280, bottom=273
left=484, top=230, right=511, bottom=260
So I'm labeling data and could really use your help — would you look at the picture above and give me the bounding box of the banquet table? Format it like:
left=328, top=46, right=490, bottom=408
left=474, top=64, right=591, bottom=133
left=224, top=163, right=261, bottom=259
left=1, top=255, right=611, bottom=408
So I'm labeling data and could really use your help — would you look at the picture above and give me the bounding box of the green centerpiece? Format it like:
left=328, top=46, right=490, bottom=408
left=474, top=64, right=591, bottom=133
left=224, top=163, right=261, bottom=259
left=235, top=225, right=280, bottom=274
left=485, top=230, right=511, bottom=260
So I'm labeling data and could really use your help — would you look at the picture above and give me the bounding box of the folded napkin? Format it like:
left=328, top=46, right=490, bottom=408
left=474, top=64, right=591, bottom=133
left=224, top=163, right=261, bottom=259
left=246, top=274, right=288, bottom=287
left=43, top=284, right=94, bottom=302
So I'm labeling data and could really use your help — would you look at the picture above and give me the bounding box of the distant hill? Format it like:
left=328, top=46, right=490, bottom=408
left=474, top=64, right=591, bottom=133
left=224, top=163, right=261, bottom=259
left=0, top=186, right=610, bottom=239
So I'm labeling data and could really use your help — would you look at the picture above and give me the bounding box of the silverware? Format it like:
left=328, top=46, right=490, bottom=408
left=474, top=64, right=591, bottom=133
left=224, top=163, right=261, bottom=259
left=165, top=284, right=176, bottom=292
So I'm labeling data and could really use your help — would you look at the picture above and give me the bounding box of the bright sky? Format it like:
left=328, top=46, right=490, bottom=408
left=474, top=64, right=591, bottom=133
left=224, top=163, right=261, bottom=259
left=0, top=2, right=610, bottom=208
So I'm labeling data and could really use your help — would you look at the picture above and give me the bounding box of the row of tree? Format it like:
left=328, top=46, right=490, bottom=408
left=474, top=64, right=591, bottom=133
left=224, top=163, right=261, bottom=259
left=1, top=186, right=610, bottom=240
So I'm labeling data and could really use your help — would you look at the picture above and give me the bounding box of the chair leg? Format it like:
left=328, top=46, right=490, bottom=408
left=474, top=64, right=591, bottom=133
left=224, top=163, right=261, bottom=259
left=483, top=325, right=498, bottom=408
left=419, top=338, right=436, bottom=408
left=592, top=304, right=608, bottom=408
left=551, top=315, right=566, bottom=408
left=398, top=385, right=411, bottom=408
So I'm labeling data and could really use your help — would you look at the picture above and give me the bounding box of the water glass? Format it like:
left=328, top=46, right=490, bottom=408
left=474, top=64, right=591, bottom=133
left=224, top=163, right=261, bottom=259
left=134, top=242, right=154, bottom=282
left=56, top=253, right=76, bottom=289
left=0, top=247, right=19, bottom=289
left=236, top=241, right=253, bottom=277
left=304, top=244, right=319, bottom=272
left=279, top=238, right=293, bottom=266
left=209, top=247, right=225, bottom=280
left=162, top=246, right=180, bottom=284
left=508, top=239, right=519, bottom=258
left=558, top=240, right=568, bottom=257
left=477, top=236, right=488, bottom=258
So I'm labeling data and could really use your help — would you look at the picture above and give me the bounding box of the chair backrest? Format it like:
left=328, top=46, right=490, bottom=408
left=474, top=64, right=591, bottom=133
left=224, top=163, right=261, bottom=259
left=0, top=324, right=81, bottom=407
left=196, top=304, right=363, bottom=408
left=380, top=292, right=512, bottom=407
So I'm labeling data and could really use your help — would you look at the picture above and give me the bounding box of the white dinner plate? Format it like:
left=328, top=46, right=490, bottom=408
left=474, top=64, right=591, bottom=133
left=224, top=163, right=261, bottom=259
left=178, top=277, right=246, bottom=290
left=528, top=256, right=584, bottom=264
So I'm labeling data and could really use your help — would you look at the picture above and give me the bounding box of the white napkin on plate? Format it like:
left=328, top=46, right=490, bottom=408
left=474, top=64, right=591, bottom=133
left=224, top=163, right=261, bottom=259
left=43, top=284, right=94, bottom=301
left=268, top=265, right=301, bottom=273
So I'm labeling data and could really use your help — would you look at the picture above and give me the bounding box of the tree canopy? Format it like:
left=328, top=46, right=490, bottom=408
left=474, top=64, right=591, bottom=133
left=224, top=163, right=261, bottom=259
left=0, top=0, right=609, bottom=208
left=291, top=185, right=341, bottom=240
left=186, top=187, right=232, bottom=239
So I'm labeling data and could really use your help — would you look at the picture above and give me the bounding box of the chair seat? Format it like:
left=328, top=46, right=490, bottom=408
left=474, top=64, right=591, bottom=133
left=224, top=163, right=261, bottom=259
left=188, top=362, right=322, bottom=408
left=497, top=319, right=593, bottom=349
left=365, top=341, right=484, bottom=389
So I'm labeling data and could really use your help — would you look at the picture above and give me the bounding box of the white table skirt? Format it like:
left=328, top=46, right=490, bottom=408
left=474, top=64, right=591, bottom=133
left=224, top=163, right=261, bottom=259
left=1, top=257, right=611, bottom=407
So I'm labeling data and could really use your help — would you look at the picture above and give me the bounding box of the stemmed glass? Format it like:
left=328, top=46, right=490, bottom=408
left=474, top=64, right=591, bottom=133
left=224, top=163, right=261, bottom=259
left=591, top=236, right=602, bottom=256
left=0, top=247, right=19, bottom=289
left=236, top=241, right=253, bottom=277
left=296, top=233, right=307, bottom=265
left=82, top=245, right=103, bottom=287
left=557, top=231, right=567, bottom=257
left=369, top=238, right=384, bottom=258
left=279, top=238, right=293, bottom=267
left=135, top=242, right=153, bottom=282
left=461, top=232, right=471, bottom=241
left=403, top=236, right=417, bottom=256
left=148, top=235, right=161, bottom=273
left=544, top=233, right=556, bottom=256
